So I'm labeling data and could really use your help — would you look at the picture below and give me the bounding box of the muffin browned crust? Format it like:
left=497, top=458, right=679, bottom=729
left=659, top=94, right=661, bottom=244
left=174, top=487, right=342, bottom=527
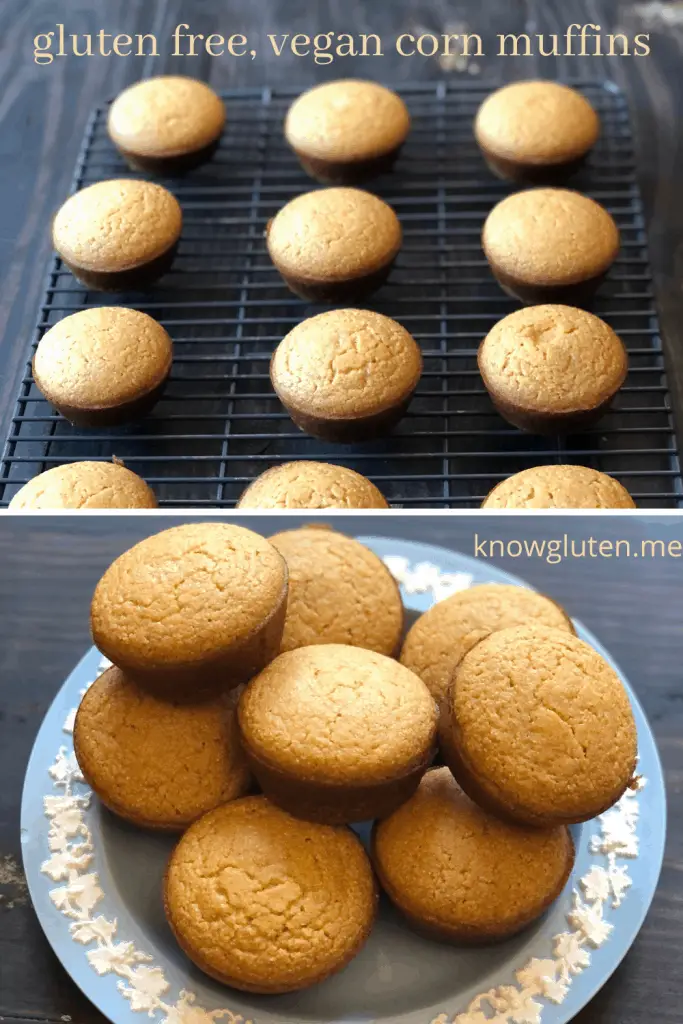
left=236, top=461, right=389, bottom=509
left=271, top=309, right=422, bottom=442
left=108, top=76, right=225, bottom=174
left=285, top=80, right=410, bottom=184
left=439, top=625, right=638, bottom=827
left=164, top=797, right=377, bottom=993
left=238, top=644, right=438, bottom=823
left=266, top=188, right=402, bottom=302
left=373, top=768, right=574, bottom=944
left=52, top=179, right=182, bottom=291
left=73, top=666, right=250, bottom=830
left=478, top=305, right=628, bottom=434
left=33, top=308, right=172, bottom=427
left=482, top=464, right=636, bottom=509
left=400, top=583, right=574, bottom=702
left=475, top=81, right=600, bottom=183
left=482, top=188, right=619, bottom=305
left=270, top=527, right=404, bottom=656
left=8, top=461, right=157, bottom=510
left=90, top=523, right=288, bottom=698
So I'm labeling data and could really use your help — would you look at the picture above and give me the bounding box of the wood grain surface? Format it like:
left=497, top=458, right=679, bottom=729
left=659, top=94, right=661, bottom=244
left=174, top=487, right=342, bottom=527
left=0, top=513, right=682, bottom=1023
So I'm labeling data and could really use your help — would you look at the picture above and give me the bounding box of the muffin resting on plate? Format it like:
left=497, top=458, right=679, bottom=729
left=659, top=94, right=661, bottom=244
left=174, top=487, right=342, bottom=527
left=165, top=797, right=377, bottom=993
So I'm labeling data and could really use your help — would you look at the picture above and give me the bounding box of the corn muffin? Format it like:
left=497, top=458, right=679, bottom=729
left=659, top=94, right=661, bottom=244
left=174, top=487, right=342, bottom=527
left=285, top=79, right=410, bottom=184
left=91, top=523, right=287, bottom=698
left=238, top=644, right=438, bottom=823
left=482, top=464, right=636, bottom=509
left=271, top=309, right=422, bottom=442
left=236, top=461, right=389, bottom=509
left=439, top=625, right=638, bottom=826
left=401, top=583, right=573, bottom=702
left=373, top=768, right=574, bottom=943
left=475, top=81, right=600, bottom=183
left=482, top=188, right=619, bottom=305
left=164, top=796, right=377, bottom=993
left=52, top=179, right=182, bottom=291
left=478, top=305, right=628, bottom=434
left=266, top=188, right=402, bottom=302
left=270, top=527, right=404, bottom=655
left=8, top=460, right=157, bottom=510
left=108, top=76, right=225, bottom=174
left=73, top=666, right=250, bottom=830
left=33, top=307, right=172, bottom=427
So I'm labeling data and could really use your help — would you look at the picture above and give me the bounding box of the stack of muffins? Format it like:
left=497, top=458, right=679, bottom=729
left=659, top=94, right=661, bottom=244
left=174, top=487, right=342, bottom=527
left=73, top=521, right=638, bottom=994
left=10, top=75, right=635, bottom=511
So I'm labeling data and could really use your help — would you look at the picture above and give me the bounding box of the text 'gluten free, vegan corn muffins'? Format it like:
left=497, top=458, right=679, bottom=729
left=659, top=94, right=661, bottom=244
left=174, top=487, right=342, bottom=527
left=90, top=523, right=287, bottom=698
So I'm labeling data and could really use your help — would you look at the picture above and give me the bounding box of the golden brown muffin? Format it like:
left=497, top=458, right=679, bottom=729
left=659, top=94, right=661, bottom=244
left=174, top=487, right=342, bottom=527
left=33, top=308, right=172, bottom=427
left=52, top=179, right=182, bottom=291
left=373, top=768, right=574, bottom=944
left=108, top=76, right=225, bottom=173
left=482, top=464, right=636, bottom=509
left=475, top=81, right=600, bottom=183
left=401, top=583, right=573, bottom=702
left=91, top=523, right=287, bottom=698
left=478, top=305, right=627, bottom=434
left=8, top=461, right=157, bottom=510
left=482, top=188, right=619, bottom=305
left=237, top=461, right=389, bottom=509
left=238, top=644, right=438, bottom=823
left=439, top=625, right=638, bottom=827
left=266, top=188, right=402, bottom=302
left=270, top=527, right=404, bottom=656
left=73, top=666, right=250, bottom=830
left=285, top=80, right=410, bottom=184
left=164, top=796, right=377, bottom=993
left=271, top=309, right=422, bottom=442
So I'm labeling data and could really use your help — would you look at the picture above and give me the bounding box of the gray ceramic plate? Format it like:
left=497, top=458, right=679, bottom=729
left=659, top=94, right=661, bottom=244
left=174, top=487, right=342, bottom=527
left=21, top=538, right=666, bottom=1024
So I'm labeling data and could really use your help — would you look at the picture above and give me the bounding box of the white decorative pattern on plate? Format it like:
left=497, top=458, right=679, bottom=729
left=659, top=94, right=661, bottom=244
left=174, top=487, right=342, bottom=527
left=41, top=569, right=644, bottom=1024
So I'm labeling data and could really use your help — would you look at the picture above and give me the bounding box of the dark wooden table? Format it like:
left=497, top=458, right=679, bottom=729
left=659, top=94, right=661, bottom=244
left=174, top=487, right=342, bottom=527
left=1, top=0, right=683, bottom=458
left=0, top=513, right=682, bottom=1023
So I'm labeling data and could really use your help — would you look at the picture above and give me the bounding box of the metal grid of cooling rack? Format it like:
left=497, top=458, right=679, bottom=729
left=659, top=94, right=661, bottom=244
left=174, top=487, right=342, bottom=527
left=1, top=80, right=681, bottom=507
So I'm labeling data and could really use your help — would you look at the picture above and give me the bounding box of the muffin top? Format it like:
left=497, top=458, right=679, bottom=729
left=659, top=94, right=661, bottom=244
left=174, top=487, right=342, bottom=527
left=446, top=625, right=638, bottom=823
left=271, top=309, right=422, bottom=420
left=401, top=583, right=573, bottom=701
left=91, top=523, right=287, bottom=669
left=478, top=305, right=628, bottom=414
left=270, top=527, right=403, bottom=656
left=52, top=179, right=182, bottom=273
left=475, top=81, right=599, bottom=165
left=482, top=188, right=619, bottom=286
left=237, top=461, right=389, bottom=509
left=108, top=76, right=225, bottom=157
left=8, top=461, right=157, bottom=510
left=285, top=80, right=410, bottom=162
left=73, top=666, right=249, bottom=829
left=165, top=796, right=376, bottom=993
left=33, top=307, right=172, bottom=411
left=239, top=644, right=437, bottom=785
left=266, top=188, right=401, bottom=282
left=483, top=464, right=636, bottom=509
left=373, top=768, right=573, bottom=938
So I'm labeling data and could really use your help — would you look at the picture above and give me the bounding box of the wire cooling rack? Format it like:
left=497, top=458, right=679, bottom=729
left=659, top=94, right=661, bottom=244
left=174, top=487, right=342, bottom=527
left=1, top=80, right=681, bottom=507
